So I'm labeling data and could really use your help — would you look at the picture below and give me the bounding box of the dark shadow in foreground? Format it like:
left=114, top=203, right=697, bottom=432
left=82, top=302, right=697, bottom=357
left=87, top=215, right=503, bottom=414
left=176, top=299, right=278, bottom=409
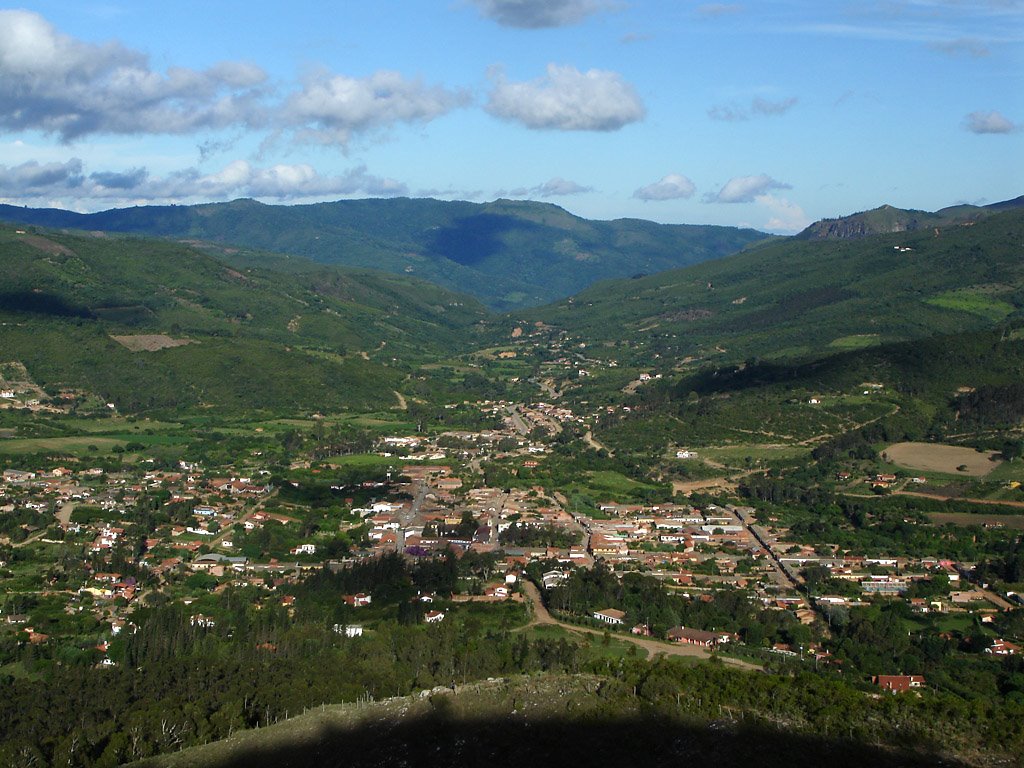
left=136, top=710, right=968, bottom=768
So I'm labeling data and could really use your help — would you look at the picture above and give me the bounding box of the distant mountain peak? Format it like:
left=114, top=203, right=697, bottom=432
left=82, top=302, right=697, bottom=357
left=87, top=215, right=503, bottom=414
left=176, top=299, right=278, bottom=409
left=796, top=196, right=1023, bottom=241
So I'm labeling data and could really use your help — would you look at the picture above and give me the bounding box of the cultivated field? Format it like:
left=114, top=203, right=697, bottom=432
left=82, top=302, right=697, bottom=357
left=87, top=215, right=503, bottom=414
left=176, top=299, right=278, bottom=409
left=110, top=334, right=193, bottom=352
left=885, top=442, right=1002, bottom=477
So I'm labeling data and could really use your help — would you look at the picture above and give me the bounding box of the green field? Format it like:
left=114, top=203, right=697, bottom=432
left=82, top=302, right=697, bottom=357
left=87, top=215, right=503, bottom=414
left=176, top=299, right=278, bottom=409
left=324, top=454, right=408, bottom=469
left=924, top=290, right=1016, bottom=322
left=700, top=444, right=811, bottom=464
left=0, top=436, right=128, bottom=455
left=582, top=470, right=662, bottom=496
left=828, top=334, right=882, bottom=350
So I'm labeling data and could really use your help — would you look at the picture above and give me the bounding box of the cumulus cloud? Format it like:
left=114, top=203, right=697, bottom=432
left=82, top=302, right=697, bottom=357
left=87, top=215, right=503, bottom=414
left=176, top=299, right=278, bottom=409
left=0, top=158, right=408, bottom=204
left=633, top=174, right=697, bottom=201
left=504, top=177, right=593, bottom=197
left=486, top=64, right=645, bottom=131
left=0, top=11, right=468, bottom=151
left=89, top=167, right=148, bottom=190
left=536, top=177, right=592, bottom=196
left=708, top=96, right=798, bottom=121
left=964, top=110, right=1018, bottom=134
left=0, top=158, right=84, bottom=192
left=0, top=9, right=268, bottom=142
left=469, top=0, right=612, bottom=28
left=757, top=194, right=810, bottom=232
left=285, top=70, right=469, bottom=146
left=708, top=174, right=790, bottom=203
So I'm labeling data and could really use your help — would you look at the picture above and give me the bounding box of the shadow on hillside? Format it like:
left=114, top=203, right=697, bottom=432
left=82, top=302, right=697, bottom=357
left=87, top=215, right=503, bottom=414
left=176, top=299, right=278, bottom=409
left=154, top=710, right=964, bottom=768
left=0, top=291, right=94, bottom=319
left=427, top=214, right=536, bottom=266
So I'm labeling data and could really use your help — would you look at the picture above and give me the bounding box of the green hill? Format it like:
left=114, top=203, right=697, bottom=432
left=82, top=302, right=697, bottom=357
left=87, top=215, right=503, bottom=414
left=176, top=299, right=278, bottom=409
left=795, top=196, right=1023, bottom=240
left=521, top=207, right=1024, bottom=368
left=0, top=224, right=488, bottom=414
left=0, top=198, right=768, bottom=311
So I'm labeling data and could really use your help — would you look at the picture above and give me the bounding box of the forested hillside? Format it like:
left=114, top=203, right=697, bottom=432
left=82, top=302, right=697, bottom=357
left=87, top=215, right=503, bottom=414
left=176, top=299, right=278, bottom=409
left=0, top=198, right=768, bottom=311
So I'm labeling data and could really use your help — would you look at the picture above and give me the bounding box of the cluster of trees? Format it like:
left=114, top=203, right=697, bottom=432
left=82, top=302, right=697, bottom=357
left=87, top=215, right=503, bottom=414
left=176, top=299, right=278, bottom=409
left=0, top=553, right=576, bottom=767
left=499, top=523, right=579, bottom=549
left=537, top=563, right=809, bottom=648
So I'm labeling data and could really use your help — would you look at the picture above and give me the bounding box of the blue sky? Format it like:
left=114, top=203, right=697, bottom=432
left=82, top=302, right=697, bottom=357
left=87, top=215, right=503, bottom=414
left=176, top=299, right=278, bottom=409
left=0, top=1, right=1021, bottom=232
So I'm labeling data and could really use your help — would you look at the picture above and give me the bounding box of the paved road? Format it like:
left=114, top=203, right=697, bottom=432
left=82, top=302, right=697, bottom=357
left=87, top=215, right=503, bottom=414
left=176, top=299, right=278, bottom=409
left=729, top=505, right=807, bottom=599
left=520, top=580, right=760, bottom=671
left=398, top=479, right=428, bottom=550
left=507, top=405, right=531, bottom=437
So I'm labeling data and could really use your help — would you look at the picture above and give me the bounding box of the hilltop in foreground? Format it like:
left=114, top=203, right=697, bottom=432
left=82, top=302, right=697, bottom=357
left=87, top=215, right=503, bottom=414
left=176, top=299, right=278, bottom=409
left=130, top=674, right=978, bottom=768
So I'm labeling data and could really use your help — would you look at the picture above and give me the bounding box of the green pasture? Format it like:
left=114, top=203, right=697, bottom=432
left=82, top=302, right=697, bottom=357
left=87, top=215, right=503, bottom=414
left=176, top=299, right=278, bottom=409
left=829, top=334, right=882, bottom=350
left=924, top=290, right=1016, bottom=322
left=0, top=436, right=127, bottom=455
left=700, top=444, right=811, bottom=464
left=581, top=470, right=662, bottom=496
left=322, top=453, right=402, bottom=469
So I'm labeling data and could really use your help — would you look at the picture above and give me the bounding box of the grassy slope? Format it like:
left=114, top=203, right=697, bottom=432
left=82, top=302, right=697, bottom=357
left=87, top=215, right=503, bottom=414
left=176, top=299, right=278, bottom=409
left=0, top=224, right=489, bottom=414
left=524, top=208, right=1024, bottom=366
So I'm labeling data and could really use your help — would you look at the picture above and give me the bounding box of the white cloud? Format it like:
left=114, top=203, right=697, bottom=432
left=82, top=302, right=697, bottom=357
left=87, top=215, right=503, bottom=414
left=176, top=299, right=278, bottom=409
left=469, top=0, right=612, bottom=28
left=756, top=193, right=810, bottom=232
left=633, top=174, right=697, bottom=201
left=709, top=174, right=791, bottom=203
left=964, top=109, right=1018, bottom=134
left=0, top=11, right=467, bottom=151
left=0, top=10, right=268, bottom=141
left=285, top=70, right=469, bottom=147
left=504, top=177, right=593, bottom=197
left=0, top=158, right=84, bottom=191
left=708, top=96, right=797, bottom=121
left=536, top=177, right=592, bottom=196
left=486, top=64, right=645, bottom=131
left=0, top=158, right=408, bottom=205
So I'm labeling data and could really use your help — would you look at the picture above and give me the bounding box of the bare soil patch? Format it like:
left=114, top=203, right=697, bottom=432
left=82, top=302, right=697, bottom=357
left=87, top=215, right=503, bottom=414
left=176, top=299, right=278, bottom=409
left=110, top=334, right=194, bottom=352
left=885, top=442, right=1001, bottom=477
left=19, top=234, right=75, bottom=256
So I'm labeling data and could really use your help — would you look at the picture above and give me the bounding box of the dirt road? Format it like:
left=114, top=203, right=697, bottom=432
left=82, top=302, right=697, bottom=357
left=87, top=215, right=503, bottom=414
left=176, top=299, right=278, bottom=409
left=520, top=581, right=760, bottom=671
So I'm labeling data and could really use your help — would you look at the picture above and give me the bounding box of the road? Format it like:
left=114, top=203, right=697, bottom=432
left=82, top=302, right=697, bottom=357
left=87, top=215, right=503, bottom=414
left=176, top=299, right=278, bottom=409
left=520, top=580, right=760, bottom=671
left=729, top=505, right=807, bottom=599
left=507, top=405, right=531, bottom=437
left=398, top=479, right=428, bottom=550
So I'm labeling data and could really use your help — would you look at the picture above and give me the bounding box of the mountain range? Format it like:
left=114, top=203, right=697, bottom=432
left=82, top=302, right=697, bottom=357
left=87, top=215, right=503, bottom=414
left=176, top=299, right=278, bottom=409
left=0, top=198, right=767, bottom=311
left=526, top=203, right=1024, bottom=367
left=1, top=195, right=1022, bottom=415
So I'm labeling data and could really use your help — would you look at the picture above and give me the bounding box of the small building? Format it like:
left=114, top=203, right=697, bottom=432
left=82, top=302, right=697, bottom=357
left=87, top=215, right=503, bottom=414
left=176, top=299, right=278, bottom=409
left=424, top=610, right=445, bottom=624
left=986, top=639, right=1020, bottom=656
left=333, top=624, right=364, bottom=638
left=593, top=608, right=626, bottom=625
left=873, top=675, right=925, bottom=693
left=667, top=626, right=732, bottom=647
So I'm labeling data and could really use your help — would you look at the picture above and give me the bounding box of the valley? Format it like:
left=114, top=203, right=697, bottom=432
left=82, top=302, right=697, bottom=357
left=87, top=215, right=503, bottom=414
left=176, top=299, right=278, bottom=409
left=1, top=202, right=1024, bottom=766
